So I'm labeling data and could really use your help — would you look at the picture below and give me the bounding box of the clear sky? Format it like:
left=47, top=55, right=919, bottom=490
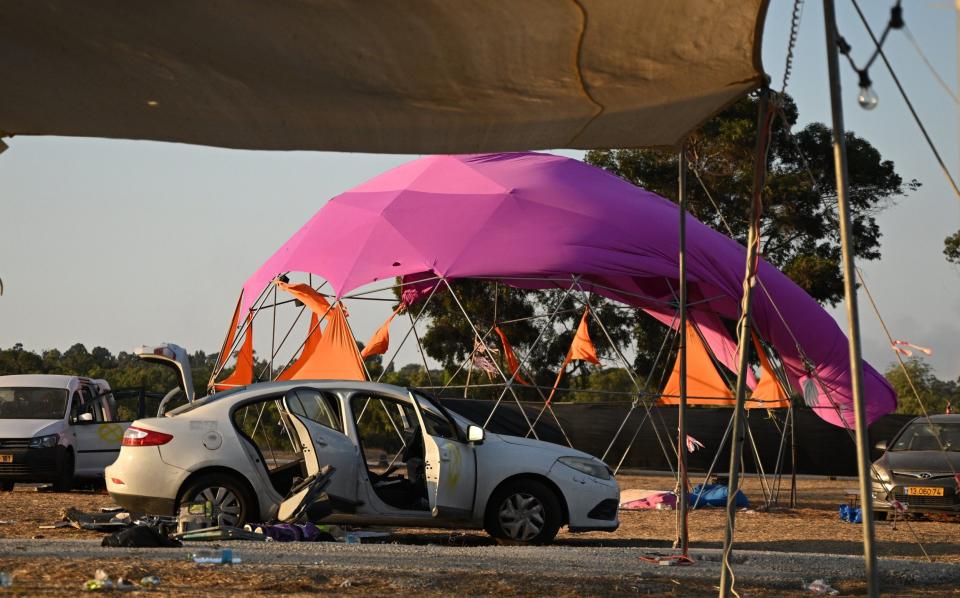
left=0, top=1, right=957, bottom=381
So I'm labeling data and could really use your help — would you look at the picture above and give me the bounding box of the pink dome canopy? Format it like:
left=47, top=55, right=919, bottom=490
left=242, top=152, right=896, bottom=427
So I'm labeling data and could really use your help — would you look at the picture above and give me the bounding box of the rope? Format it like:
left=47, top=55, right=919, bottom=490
left=902, top=25, right=958, bottom=104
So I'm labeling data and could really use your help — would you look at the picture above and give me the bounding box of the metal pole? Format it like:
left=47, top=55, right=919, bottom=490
left=718, top=87, right=770, bottom=597
left=823, top=1, right=879, bottom=595
left=676, top=147, right=689, bottom=554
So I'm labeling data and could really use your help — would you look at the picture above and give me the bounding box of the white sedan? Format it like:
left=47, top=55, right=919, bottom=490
left=106, top=381, right=619, bottom=544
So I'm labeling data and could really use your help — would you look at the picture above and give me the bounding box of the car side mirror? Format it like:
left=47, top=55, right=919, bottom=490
left=78, top=412, right=94, bottom=423
left=467, top=425, right=485, bottom=444
left=874, top=439, right=888, bottom=452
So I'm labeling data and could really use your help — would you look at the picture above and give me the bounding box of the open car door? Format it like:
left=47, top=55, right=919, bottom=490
left=408, top=391, right=476, bottom=519
left=281, top=387, right=360, bottom=507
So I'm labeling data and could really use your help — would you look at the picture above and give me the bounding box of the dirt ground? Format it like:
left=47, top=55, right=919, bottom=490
left=0, top=474, right=958, bottom=595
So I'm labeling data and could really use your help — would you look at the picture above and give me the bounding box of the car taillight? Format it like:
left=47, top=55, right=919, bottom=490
left=122, top=426, right=173, bottom=446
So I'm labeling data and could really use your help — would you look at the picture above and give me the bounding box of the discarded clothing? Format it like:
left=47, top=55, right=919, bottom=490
left=838, top=504, right=863, bottom=524
left=101, top=525, right=181, bottom=548
left=689, top=484, right=749, bottom=509
left=619, top=489, right=677, bottom=511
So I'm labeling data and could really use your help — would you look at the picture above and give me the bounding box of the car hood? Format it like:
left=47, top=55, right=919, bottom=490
left=495, top=433, right=599, bottom=461
left=878, top=450, right=960, bottom=473
left=0, top=419, right=62, bottom=438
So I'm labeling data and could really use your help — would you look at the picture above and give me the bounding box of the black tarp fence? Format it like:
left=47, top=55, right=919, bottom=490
left=440, top=399, right=913, bottom=477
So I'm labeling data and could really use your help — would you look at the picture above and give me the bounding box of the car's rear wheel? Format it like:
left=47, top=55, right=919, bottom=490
left=0, top=480, right=14, bottom=492
left=484, top=479, right=562, bottom=545
left=179, top=473, right=256, bottom=527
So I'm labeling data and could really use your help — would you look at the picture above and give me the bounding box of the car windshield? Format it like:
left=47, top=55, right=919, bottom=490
left=891, top=422, right=960, bottom=452
left=0, top=387, right=69, bottom=420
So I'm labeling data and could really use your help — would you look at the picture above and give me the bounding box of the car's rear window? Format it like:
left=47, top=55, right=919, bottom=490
left=0, top=387, right=69, bottom=420
left=166, top=386, right=248, bottom=416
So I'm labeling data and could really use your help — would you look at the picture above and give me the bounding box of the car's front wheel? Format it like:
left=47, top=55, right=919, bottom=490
left=179, top=473, right=256, bottom=527
left=484, top=479, right=563, bottom=545
left=52, top=450, right=74, bottom=492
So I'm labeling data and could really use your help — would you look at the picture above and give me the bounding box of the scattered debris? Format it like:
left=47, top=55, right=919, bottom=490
left=339, top=579, right=354, bottom=588
left=0, top=520, right=15, bottom=525
left=619, top=489, right=677, bottom=511
left=176, top=525, right=268, bottom=542
left=140, top=575, right=161, bottom=589
left=102, top=524, right=181, bottom=548
left=802, top=579, right=839, bottom=595
left=0, top=572, right=11, bottom=589
left=690, top=484, right=749, bottom=509
left=838, top=504, right=863, bottom=524
left=191, top=548, right=241, bottom=564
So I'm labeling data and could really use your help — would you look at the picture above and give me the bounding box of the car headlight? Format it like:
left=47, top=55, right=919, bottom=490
left=29, top=434, right=59, bottom=449
left=558, top=456, right=611, bottom=480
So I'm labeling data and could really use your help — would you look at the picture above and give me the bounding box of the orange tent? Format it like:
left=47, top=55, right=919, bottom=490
left=214, top=317, right=254, bottom=391
left=659, top=322, right=735, bottom=406
left=273, top=280, right=365, bottom=381
left=277, top=313, right=321, bottom=381
left=745, top=334, right=791, bottom=409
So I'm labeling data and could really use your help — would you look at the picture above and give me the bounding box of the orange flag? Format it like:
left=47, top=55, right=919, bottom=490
left=214, top=317, right=254, bottom=391
left=275, top=280, right=331, bottom=316
left=745, top=333, right=790, bottom=409
left=564, top=308, right=601, bottom=367
left=361, top=307, right=400, bottom=358
left=493, top=326, right=530, bottom=385
left=547, top=308, right=601, bottom=405
left=659, top=321, right=735, bottom=406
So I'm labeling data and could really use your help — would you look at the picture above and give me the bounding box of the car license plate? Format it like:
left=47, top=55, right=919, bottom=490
left=0, top=454, right=12, bottom=463
left=907, top=486, right=944, bottom=497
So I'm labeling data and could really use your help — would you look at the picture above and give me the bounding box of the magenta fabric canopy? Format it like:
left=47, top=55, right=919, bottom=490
left=243, top=152, right=896, bottom=427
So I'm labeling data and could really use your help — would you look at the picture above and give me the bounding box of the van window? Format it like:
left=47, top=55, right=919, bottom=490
left=0, top=387, right=69, bottom=420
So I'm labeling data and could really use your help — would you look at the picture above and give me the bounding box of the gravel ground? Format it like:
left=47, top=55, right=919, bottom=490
left=0, top=474, right=958, bottom=595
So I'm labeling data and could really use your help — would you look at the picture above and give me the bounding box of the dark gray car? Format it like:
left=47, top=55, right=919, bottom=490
left=871, top=414, right=960, bottom=519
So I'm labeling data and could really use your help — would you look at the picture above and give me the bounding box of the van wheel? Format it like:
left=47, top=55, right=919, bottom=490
left=179, top=473, right=256, bottom=527
left=484, top=479, right=562, bottom=545
left=0, top=481, right=14, bottom=492
left=53, top=451, right=74, bottom=492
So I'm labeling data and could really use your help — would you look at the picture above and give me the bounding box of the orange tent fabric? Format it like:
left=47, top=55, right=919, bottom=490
left=275, top=280, right=331, bottom=316
left=745, top=334, right=791, bottom=409
left=361, top=308, right=400, bottom=358
left=277, top=313, right=321, bottom=381
left=546, top=308, right=601, bottom=404
left=290, top=303, right=366, bottom=381
left=659, top=322, right=735, bottom=406
left=565, top=309, right=601, bottom=367
left=214, top=317, right=254, bottom=391
left=493, top=326, right=530, bottom=385
left=214, top=293, right=243, bottom=374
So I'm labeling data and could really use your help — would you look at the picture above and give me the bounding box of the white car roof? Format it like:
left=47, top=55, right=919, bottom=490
left=0, top=374, right=78, bottom=389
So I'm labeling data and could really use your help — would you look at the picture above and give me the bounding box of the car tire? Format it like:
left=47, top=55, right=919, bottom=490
left=0, top=480, right=14, bottom=492
left=179, top=473, right=256, bottom=527
left=53, top=451, right=74, bottom=492
left=484, top=479, right=563, bottom=545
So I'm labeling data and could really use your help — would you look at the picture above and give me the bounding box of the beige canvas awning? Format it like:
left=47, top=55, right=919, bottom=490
left=0, top=0, right=768, bottom=153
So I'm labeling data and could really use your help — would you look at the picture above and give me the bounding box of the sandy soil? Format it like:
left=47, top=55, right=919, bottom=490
left=0, top=474, right=957, bottom=595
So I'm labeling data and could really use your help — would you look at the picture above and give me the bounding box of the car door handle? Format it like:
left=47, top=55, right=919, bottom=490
left=315, top=437, right=328, bottom=447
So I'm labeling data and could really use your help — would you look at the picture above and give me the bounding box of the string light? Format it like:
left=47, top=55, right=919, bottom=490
left=835, top=1, right=905, bottom=110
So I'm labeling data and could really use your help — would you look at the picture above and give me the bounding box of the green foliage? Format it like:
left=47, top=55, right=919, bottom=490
left=585, top=93, right=918, bottom=307
left=0, top=343, right=218, bottom=399
left=885, top=357, right=960, bottom=415
left=945, top=229, right=960, bottom=265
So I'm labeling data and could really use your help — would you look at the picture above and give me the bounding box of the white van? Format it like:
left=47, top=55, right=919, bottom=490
left=0, top=374, right=130, bottom=491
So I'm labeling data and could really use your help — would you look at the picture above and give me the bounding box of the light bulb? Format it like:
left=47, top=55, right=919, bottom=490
left=857, top=85, right=878, bottom=110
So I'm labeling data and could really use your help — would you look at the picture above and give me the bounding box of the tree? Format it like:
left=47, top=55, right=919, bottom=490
left=884, top=358, right=960, bottom=415
left=945, top=230, right=960, bottom=265
left=586, top=93, right=919, bottom=307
